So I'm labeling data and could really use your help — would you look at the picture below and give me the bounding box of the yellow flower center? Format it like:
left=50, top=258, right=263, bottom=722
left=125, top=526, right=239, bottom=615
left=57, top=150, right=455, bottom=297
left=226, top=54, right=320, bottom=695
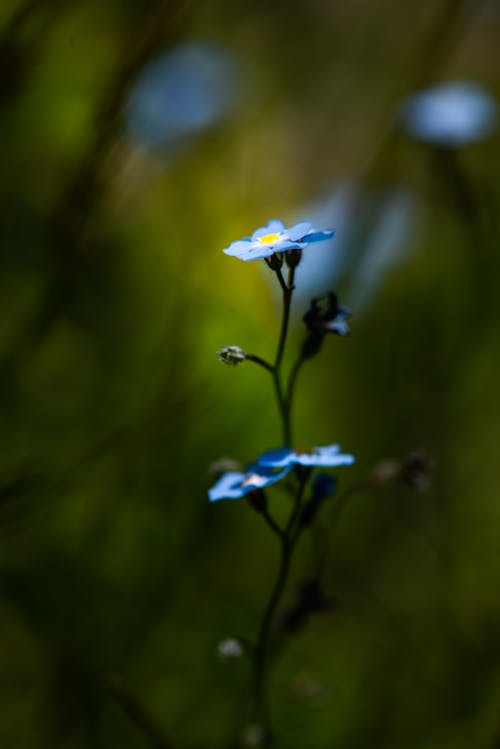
left=258, top=232, right=281, bottom=244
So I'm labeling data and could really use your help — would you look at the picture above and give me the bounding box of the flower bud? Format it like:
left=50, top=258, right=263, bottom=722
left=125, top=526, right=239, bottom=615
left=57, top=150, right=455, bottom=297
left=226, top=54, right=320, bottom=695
left=285, top=248, right=302, bottom=268
left=246, top=488, right=268, bottom=514
left=264, top=252, right=283, bottom=270
left=301, top=331, right=324, bottom=359
left=217, top=345, right=247, bottom=366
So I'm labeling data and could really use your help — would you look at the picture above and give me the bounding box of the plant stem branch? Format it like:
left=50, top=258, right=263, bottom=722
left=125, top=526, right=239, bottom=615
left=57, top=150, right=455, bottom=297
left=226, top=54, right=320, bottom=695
left=251, top=472, right=308, bottom=728
left=272, top=265, right=296, bottom=446
left=246, top=354, right=274, bottom=372
left=104, top=674, right=172, bottom=749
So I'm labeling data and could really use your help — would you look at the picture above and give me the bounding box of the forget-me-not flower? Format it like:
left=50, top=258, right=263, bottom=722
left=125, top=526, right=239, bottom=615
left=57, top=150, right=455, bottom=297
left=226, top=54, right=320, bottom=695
left=257, top=444, right=355, bottom=469
left=208, top=461, right=292, bottom=502
left=223, top=220, right=334, bottom=262
left=303, top=293, right=352, bottom=337
left=399, top=80, right=497, bottom=147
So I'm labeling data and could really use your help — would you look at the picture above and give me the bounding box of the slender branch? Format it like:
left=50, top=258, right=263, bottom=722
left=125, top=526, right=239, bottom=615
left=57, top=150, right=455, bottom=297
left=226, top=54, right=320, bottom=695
left=104, top=674, right=172, bottom=749
left=284, top=355, right=306, bottom=434
left=259, top=507, right=285, bottom=540
left=252, top=534, right=292, bottom=724
left=274, top=267, right=294, bottom=373
left=272, top=265, right=296, bottom=445
left=246, top=354, right=274, bottom=373
left=251, top=471, right=308, bottom=727
left=314, top=479, right=371, bottom=581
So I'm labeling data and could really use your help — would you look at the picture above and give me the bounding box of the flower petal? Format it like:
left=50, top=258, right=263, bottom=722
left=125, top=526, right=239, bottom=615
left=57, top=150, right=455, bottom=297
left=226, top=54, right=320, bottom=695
left=256, top=447, right=295, bottom=468
left=223, top=239, right=253, bottom=257
left=287, top=221, right=312, bottom=241
left=209, top=471, right=247, bottom=501
left=303, top=229, right=335, bottom=243
left=295, top=445, right=355, bottom=467
left=252, top=219, right=285, bottom=241
left=325, top=320, right=350, bottom=336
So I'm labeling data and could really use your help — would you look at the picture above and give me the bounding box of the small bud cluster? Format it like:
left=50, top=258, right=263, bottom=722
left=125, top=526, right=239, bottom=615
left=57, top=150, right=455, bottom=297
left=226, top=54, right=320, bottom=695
left=217, top=345, right=247, bottom=366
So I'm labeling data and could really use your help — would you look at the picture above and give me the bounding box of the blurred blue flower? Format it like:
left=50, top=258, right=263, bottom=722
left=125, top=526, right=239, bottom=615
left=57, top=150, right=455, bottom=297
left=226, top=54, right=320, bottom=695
left=126, top=41, right=239, bottom=151
left=223, top=220, right=334, bottom=262
left=303, top=292, right=352, bottom=337
left=311, top=473, right=337, bottom=500
left=208, top=462, right=291, bottom=502
left=257, top=445, right=355, bottom=469
left=399, top=80, right=497, bottom=146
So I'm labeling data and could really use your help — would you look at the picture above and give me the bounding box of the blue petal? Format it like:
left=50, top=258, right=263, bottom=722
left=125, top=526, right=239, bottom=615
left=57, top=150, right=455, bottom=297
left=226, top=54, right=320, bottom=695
left=223, top=239, right=253, bottom=257
left=236, top=243, right=279, bottom=261
left=252, top=219, right=285, bottom=241
left=209, top=471, right=247, bottom=501
left=325, top=320, right=350, bottom=336
left=256, top=447, right=295, bottom=468
left=257, top=464, right=293, bottom=485
left=295, top=445, right=355, bottom=467
left=287, top=222, right=312, bottom=241
left=303, top=229, right=335, bottom=244
left=272, top=238, right=305, bottom=252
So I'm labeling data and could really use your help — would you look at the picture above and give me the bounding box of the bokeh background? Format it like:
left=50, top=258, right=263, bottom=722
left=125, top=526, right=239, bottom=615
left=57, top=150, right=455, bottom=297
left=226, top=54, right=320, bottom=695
left=1, top=0, right=500, bottom=747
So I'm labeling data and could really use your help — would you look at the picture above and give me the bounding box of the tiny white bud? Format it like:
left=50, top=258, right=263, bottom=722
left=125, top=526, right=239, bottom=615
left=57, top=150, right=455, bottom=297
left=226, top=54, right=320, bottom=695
left=218, top=637, right=244, bottom=659
left=217, top=345, right=247, bottom=366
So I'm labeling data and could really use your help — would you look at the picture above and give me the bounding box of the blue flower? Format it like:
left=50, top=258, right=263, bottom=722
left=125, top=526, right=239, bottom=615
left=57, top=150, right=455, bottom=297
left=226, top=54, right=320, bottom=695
left=399, top=80, right=497, bottom=147
left=208, top=461, right=292, bottom=502
left=256, top=444, right=355, bottom=469
left=303, top=293, right=352, bottom=337
left=223, top=219, right=334, bottom=262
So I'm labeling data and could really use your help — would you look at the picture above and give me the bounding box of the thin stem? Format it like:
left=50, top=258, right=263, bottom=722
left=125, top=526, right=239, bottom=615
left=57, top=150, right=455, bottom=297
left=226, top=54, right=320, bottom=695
left=284, top=356, right=306, bottom=434
left=252, top=534, right=292, bottom=724
left=272, top=265, right=296, bottom=445
left=314, top=479, right=371, bottom=581
left=274, top=267, right=294, bottom=373
left=272, top=371, right=289, bottom=446
left=259, top=507, right=285, bottom=540
left=251, top=472, right=308, bottom=728
left=104, top=674, right=172, bottom=749
left=246, top=353, right=274, bottom=373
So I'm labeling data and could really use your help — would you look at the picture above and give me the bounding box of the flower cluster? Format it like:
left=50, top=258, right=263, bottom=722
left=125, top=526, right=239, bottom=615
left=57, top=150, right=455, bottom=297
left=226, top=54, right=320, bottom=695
left=209, top=444, right=354, bottom=501
left=210, top=216, right=356, bottom=741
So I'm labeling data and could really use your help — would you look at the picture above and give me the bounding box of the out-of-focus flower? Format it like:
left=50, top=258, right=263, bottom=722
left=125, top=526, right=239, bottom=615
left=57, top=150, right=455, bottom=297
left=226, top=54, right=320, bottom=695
left=217, top=345, right=247, bottom=366
left=241, top=724, right=269, bottom=747
left=400, top=452, right=434, bottom=492
left=208, top=462, right=291, bottom=502
left=126, top=41, right=239, bottom=151
left=291, top=673, right=332, bottom=703
left=370, top=451, right=434, bottom=492
left=223, top=220, right=334, bottom=262
left=300, top=292, right=352, bottom=359
left=209, top=457, right=244, bottom=476
left=303, top=292, right=351, bottom=337
left=218, top=637, right=244, bottom=659
left=257, top=444, right=355, bottom=469
left=399, top=80, right=497, bottom=146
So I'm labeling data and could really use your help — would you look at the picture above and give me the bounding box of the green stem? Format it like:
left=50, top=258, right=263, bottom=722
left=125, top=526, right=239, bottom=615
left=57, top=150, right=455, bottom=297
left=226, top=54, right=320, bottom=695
left=253, top=533, right=292, bottom=724
left=104, top=674, right=171, bottom=749
left=246, top=353, right=274, bottom=372
left=284, top=356, right=305, bottom=437
left=251, top=473, right=308, bottom=728
left=273, top=265, right=295, bottom=445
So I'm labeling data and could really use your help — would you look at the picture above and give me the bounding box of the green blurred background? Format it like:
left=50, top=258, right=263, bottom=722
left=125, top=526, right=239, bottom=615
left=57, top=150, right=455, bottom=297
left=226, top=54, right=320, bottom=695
left=1, top=0, right=500, bottom=746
